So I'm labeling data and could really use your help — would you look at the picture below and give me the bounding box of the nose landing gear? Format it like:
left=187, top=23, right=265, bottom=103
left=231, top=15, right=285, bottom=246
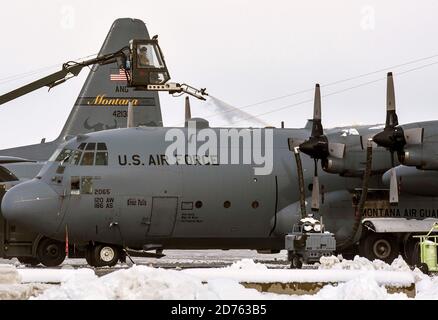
left=85, top=243, right=121, bottom=267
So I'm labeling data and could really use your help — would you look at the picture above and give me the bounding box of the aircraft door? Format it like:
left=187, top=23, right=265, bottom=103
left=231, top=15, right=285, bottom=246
left=148, top=197, right=178, bottom=236
left=116, top=195, right=152, bottom=245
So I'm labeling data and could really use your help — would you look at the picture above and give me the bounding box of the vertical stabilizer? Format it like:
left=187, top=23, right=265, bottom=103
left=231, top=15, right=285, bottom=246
left=57, top=18, right=162, bottom=141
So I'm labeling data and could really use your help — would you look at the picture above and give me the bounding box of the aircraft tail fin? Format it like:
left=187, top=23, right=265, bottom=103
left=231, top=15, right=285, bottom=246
left=56, top=18, right=162, bottom=141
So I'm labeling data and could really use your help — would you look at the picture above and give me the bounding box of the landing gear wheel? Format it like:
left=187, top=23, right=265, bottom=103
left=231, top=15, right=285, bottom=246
left=403, top=237, right=420, bottom=266
left=87, top=244, right=120, bottom=267
left=17, top=257, right=40, bottom=266
left=37, top=237, right=66, bottom=267
left=290, top=255, right=303, bottom=269
left=359, top=233, right=399, bottom=263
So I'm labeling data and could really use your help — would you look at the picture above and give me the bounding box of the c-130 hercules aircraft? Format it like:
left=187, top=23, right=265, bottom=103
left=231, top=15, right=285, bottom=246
left=1, top=18, right=438, bottom=268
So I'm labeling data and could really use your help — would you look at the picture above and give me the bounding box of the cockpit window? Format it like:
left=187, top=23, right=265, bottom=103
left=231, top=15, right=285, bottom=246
left=69, top=150, right=83, bottom=165
left=97, top=143, right=107, bottom=151
left=80, top=152, right=94, bottom=166
left=55, top=149, right=73, bottom=162
left=85, top=143, right=96, bottom=151
left=51, top=143, right=108, bottom=166
left=95, top=152, right=108, bottom=165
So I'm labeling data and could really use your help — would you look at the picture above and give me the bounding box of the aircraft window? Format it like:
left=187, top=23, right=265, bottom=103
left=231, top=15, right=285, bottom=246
left=195, top=201, right=203, bottom=209
left=97, top=143, right=107, bottom=151
left=137, top=44, right=164, bottom=69
left=252, top=201, right=259, bottom=209
left=224, top=201, right=231, bottom=208
left=149, top=72, right=168, bottom=85
left=85, top=143, right=96, bottom=151
left=81, top=176, right=93, bottom=194
left=95, top=152, right=108, bottom=166
left=78, top=143, right=86, bottom=150
left=80, top=152, right=95, bottom=166
left=55, top=149, right=73, bottom=162
left=69, top=150, right=83, bottom=165
left=71, top=176, right=80, bottom=195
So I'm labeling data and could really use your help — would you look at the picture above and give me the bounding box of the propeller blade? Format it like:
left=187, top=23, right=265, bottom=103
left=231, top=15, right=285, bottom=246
left=373, top=72, right=406, bottom=152
left=185, top=96, right=192, bottom=122
left=299, top=84, right=329, bottom=159
left=311, top=175, right=320, bottom=212
left=389, top=168, right=399, bottom=204
left=404, top=127, right=424, bottom=145
left=127, top=101, right=134, bottom=128
left=386, top=72, right=398, bottom=128
left=328, top=142, right=346, bottom=159
left=311, top=84, right=323, bottom=138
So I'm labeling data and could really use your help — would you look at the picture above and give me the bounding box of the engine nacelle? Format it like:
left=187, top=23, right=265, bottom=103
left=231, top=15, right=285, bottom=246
left=401, top=145, right=438, bottom=170
left=383, top=165, right=438, bottom=197
left=322, top=156, right=362, bottom=177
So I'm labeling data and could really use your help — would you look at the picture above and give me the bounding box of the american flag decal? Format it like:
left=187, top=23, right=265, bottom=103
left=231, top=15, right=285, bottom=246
left=110, top=69, right=128, bottom=81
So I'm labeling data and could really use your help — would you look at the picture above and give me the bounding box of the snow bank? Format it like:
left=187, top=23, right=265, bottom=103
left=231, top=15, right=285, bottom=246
left=416, top=276, right=438, bottom=299
left=307, top=274, right=408, bottom=300
left=0, top=264, right=21, bottom=284
left=10, top=257, right=432, bottom=300
left=18, top=268, right=95, bottom=284
left=34, top=265, right=218, bottom=300
left=318, top=255, right=411, bottom=272
left=32, top=261, right=414, bottom=300
left=182, top=259, right=415, bottom=287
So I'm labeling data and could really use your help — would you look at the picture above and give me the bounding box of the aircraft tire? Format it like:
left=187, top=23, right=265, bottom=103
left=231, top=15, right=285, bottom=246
left=92, top=244, right=120, bottom=267
left=17, top=257, right=40, bottom=266
left=403, top=237, right=420, bottom=266
left=359, top=233, right=399, bottom=263
left=37, top=237, right=66, bottom=267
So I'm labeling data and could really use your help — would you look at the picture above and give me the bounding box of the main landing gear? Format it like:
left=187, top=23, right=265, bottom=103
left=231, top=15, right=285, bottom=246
left=359, top=232, right=399, bottom=263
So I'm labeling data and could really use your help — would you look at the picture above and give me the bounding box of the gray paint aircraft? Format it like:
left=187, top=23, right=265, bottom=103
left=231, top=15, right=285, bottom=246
left=1, top=19, right=438, bottom=268
left=3, top=71, right=438, bottom=268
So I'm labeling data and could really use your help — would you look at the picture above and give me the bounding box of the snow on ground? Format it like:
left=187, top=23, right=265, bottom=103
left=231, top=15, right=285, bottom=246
left=1, top=254, right=438, bottom=300
left=182, top=258, right=415, bottom=287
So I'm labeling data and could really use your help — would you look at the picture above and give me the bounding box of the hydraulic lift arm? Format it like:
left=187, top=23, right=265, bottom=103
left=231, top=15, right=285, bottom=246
left=0, top=49, right=128, bottom=105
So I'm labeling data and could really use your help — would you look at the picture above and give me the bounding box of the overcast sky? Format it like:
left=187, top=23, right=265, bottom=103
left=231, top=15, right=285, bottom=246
left=0, top=0, right=438, bottom=149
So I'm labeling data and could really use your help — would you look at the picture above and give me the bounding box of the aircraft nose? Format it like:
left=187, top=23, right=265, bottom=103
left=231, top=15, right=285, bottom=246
left=1, top=179, right=62, bottom=236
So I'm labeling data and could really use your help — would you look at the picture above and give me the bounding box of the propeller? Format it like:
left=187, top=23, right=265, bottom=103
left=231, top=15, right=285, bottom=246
left=297, top=84, right=345, bottom=214
left=372, top=72, right=423, bottom=204
left=298, top=84, right=326, bottom=214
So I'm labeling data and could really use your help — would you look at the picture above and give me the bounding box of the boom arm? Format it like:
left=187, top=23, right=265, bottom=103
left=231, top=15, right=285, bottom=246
left=0, top=49, right=128, bottom=105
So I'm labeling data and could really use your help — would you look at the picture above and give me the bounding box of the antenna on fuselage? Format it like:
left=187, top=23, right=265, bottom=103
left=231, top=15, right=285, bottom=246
left=127, top=101, right=135, bottom=128
left=185, top=96, right=192, bottom=122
